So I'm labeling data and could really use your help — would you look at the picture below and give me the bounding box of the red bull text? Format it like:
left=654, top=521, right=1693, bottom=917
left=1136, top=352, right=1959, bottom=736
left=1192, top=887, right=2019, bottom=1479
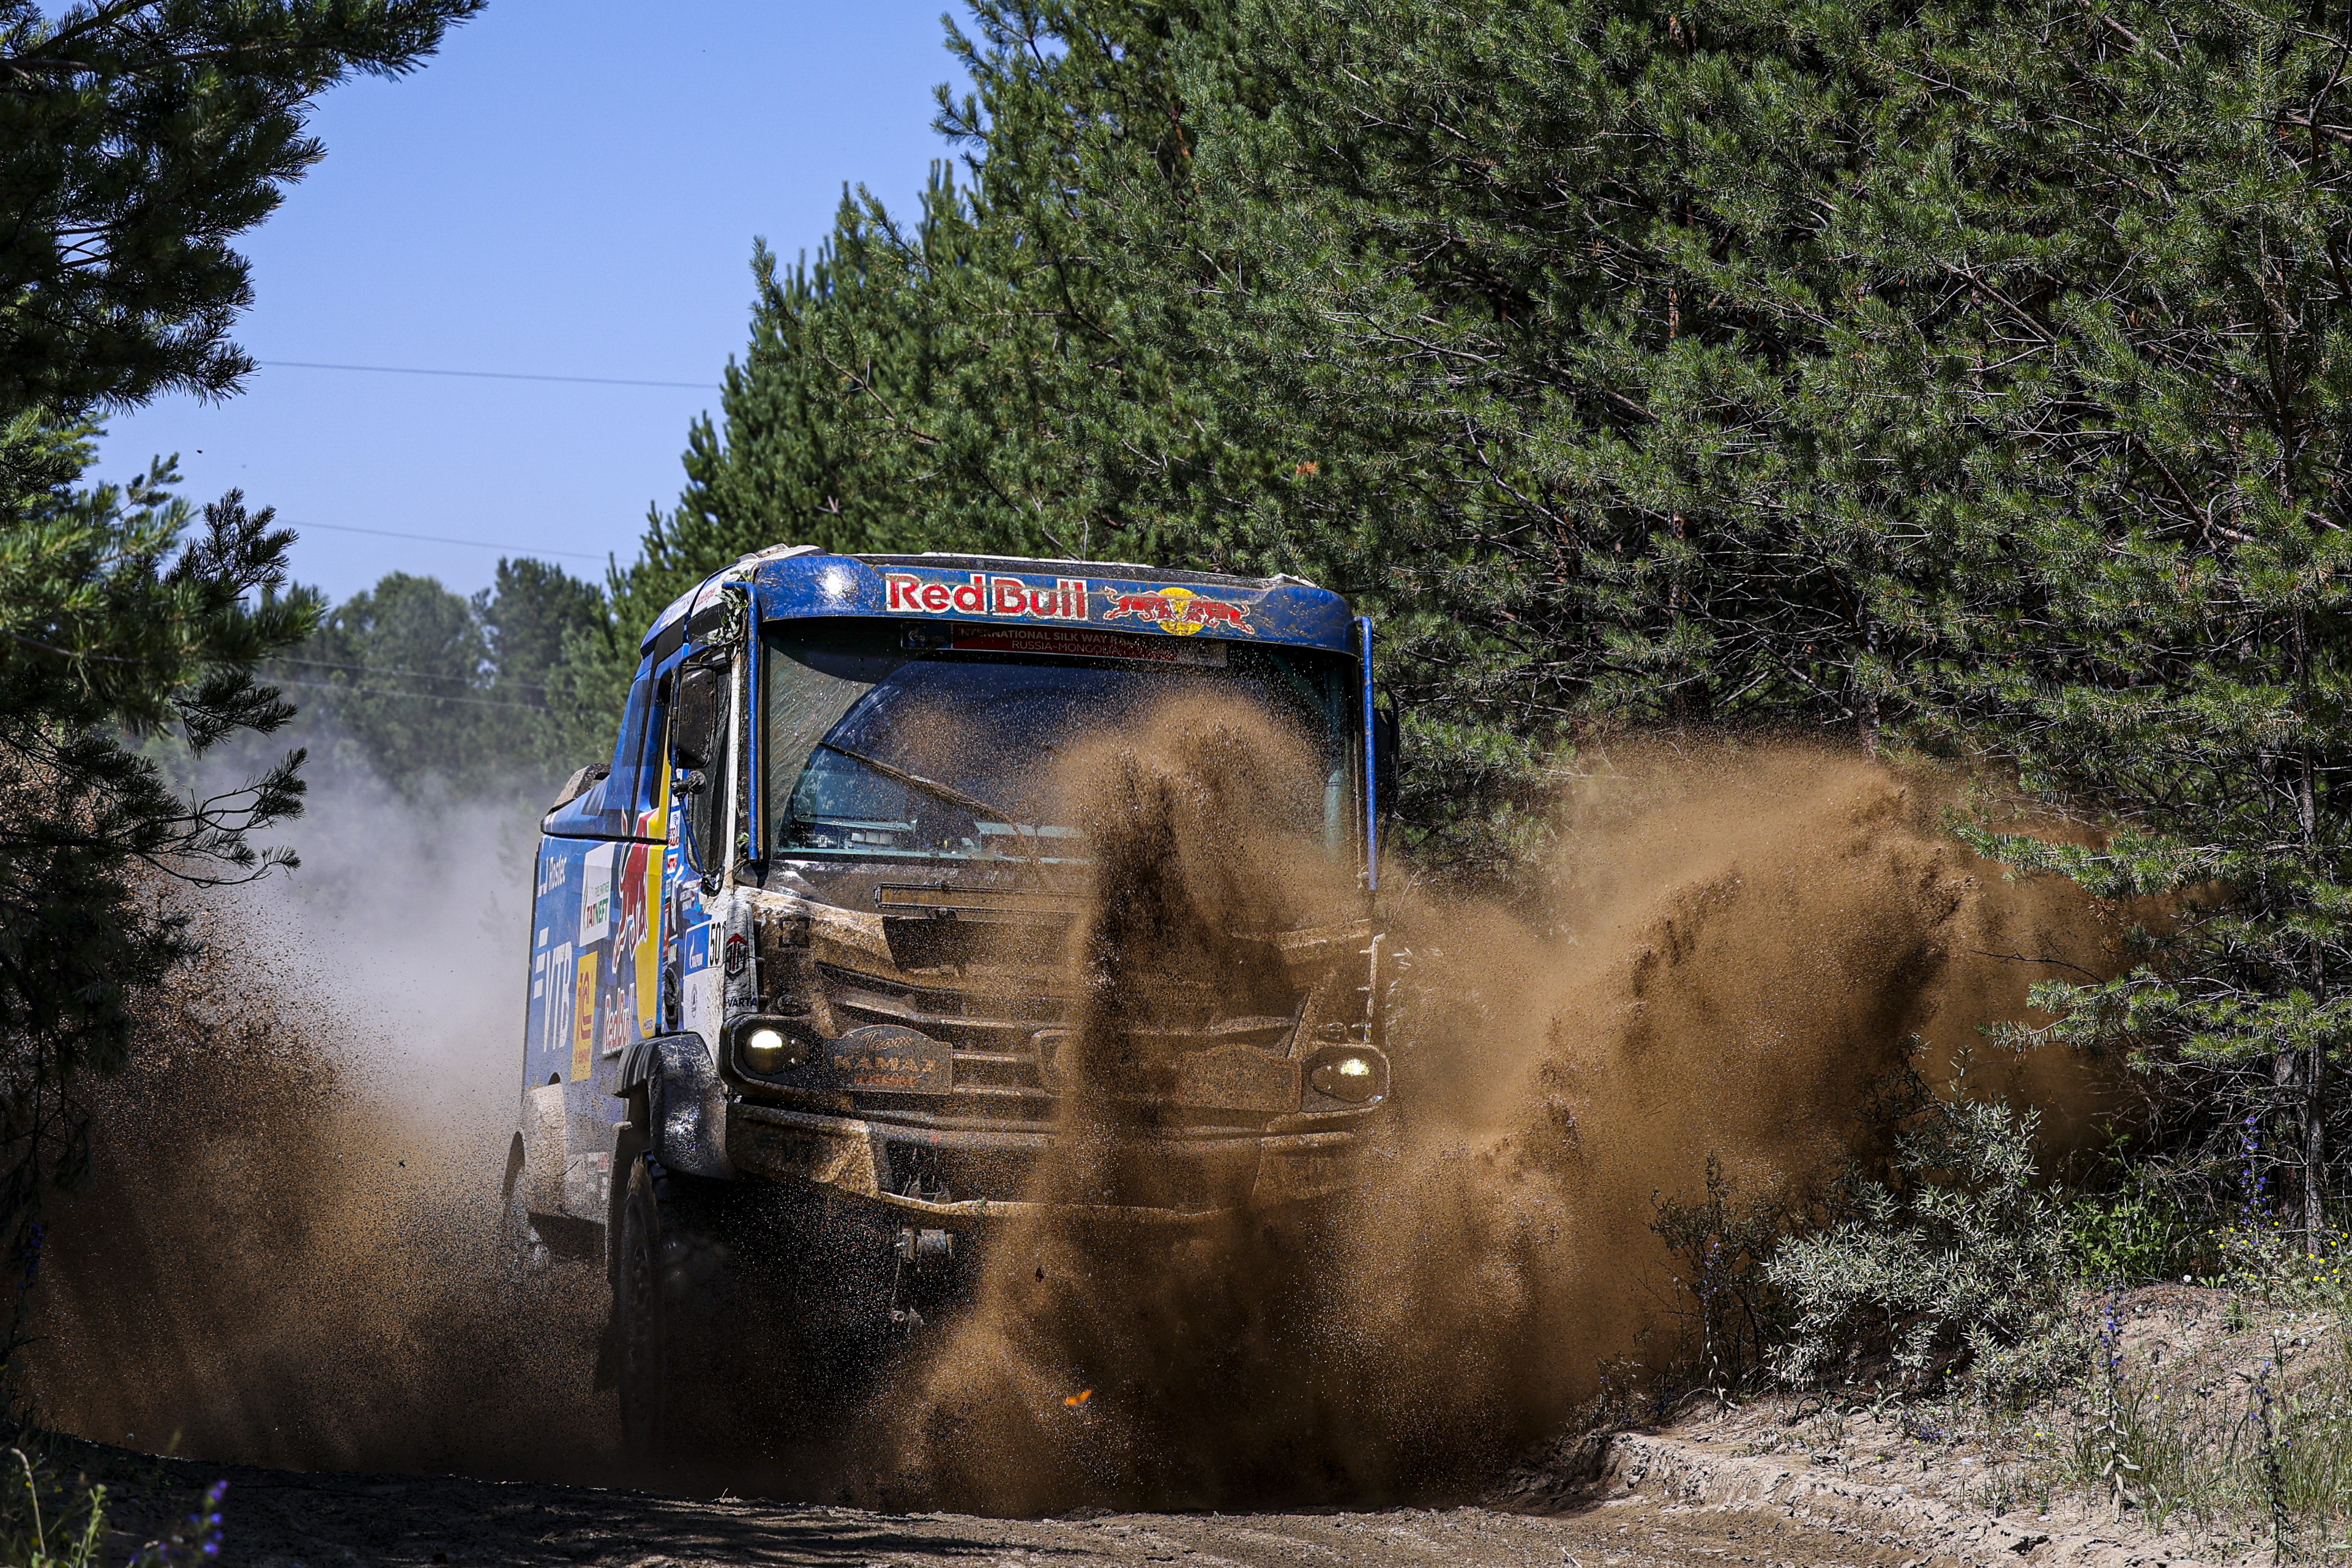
left=885, top=572, right=1088, bottom=621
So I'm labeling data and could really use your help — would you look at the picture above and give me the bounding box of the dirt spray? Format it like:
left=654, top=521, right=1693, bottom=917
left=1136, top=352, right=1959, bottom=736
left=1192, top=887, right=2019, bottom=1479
left=867, top=728, right=2123, bottom=1514
left=21, top=724, right=2119, bottom=1507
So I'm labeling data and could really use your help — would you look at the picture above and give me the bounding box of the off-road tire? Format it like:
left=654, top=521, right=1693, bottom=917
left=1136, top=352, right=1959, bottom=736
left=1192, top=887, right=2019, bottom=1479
left=614, top=1160, right=924, bottom=1468
left=615, top=1156, right=747, bottom=1465
left=496, top=1135, right=550, bottom=1280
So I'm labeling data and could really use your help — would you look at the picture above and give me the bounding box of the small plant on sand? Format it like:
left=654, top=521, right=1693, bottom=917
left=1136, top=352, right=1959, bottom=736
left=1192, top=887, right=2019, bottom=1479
left=0, top=1441, right=224, bottom=1568
left=1650, top=1154, right=1796, bottom=1392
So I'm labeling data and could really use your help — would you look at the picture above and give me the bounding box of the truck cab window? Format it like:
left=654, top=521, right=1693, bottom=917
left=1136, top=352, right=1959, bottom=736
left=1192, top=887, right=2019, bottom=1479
left=763, top=621, right=1354, bottom=864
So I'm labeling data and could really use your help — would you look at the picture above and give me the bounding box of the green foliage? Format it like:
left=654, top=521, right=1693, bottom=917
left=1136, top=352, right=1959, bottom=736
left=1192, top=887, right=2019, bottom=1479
left=2066, top=1156, right=2205, bottom=1288
left=0, top=420, right=308, bottom=1106
left=610, top=0, right=2352, bottom=899
left=0, top=1444, right=225, bottom=1568
left=1768, top=1089, right=2081, bottom=1398
left=0, top=0, right=477, bottom=1375
left=278, top=560, right=603, bottom=799
left=0, top=0, right=486, bottom=414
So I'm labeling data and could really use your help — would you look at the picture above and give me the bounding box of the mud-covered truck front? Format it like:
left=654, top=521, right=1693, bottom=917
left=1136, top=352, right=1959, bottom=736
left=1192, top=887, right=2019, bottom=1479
left=506, top=548, right=1396, bottom=1457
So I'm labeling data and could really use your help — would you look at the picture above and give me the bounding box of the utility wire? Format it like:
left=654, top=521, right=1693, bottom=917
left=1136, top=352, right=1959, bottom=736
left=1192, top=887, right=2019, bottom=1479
left=259, top=359, right=714, bottom=390
left=271, top=674, right=555, bottom=712
left=273, top=654, right=553, bottom=696
left=288, top=518, right=610, bottom=562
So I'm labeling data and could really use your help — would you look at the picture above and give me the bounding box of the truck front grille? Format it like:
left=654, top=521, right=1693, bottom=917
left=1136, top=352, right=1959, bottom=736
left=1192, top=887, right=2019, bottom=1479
left=820, top=963, right=1064, bottom=1111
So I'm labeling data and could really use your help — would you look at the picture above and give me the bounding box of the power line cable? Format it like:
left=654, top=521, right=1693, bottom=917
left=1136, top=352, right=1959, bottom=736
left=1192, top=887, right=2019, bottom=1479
left=258, top=359, right=714, bottom=390
left=272, top=654, right=553, bottom=695
left=286, top=518, right=610, bottom=562
left=272, top=674, right=555, bottom=712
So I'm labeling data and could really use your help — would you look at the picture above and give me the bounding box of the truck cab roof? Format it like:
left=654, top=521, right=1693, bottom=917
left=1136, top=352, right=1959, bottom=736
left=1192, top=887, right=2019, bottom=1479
left=640, top=548, right=1356, bottom=663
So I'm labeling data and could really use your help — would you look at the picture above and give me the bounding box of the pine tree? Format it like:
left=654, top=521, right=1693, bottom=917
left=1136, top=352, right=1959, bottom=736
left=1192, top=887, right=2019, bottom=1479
left=280, top=562, right=603, bottom=798
left=0, top=0, right=479, bottom=1315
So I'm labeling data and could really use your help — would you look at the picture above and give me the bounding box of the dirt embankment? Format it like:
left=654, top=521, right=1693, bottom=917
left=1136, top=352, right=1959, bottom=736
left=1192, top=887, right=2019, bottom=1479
left=31, top=736, right=2126, bottom=1520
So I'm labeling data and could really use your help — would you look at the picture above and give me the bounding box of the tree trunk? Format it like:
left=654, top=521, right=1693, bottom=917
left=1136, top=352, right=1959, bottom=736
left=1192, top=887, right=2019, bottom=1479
left=2308, top=1037, right=2328, bottom=1244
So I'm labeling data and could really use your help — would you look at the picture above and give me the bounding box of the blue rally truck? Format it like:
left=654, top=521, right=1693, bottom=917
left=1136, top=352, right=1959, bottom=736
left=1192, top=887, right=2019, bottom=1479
left=510, top=547, right=1394, bottom=1457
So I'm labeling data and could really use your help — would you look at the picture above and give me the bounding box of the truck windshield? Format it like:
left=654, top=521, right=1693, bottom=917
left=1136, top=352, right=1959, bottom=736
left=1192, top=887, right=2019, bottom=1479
left=764, top=621, right=1357, bottom=864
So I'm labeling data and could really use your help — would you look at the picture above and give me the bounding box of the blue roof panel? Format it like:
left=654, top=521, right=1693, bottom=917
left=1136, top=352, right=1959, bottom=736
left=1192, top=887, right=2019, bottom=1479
left=741, top=553, right=1357, bottom=654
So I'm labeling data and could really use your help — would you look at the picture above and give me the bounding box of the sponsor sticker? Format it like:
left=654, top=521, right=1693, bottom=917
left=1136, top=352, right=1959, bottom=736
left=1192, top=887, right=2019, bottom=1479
left=1098, top=584, right=1253, bottom=637
left=580, top=842, right=615, bottom=945
left=886, top=571, right=1087, bottom=621
left=903, top=623, right=1224, bottom=666
left=570, top=963, right=597, bottom=1081
left=880, top=569, right=1256, bottom=639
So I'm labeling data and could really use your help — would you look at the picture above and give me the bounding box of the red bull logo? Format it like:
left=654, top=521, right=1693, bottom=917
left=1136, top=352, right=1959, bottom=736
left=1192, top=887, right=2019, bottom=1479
left=885, top=571, right=1087, bottom=622
left=1099, top=584, right=1252, bottom=637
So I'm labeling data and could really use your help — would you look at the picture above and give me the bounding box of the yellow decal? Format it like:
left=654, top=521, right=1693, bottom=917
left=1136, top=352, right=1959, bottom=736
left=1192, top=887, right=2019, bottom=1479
left=572, top=962, right=598, bottom=1081
left=637, top=755, right=670, bottom=1037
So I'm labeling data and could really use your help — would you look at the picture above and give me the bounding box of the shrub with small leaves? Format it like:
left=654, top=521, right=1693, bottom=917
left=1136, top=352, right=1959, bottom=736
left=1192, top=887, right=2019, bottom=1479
left=1768, top=1091, right=2081, bottom=1399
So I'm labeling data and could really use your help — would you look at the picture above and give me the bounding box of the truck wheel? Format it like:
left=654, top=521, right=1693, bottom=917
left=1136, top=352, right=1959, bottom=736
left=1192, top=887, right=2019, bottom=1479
left=614, top=1155, right=739, bottom=1464
left=496, top=1134, right=550, bottom=1279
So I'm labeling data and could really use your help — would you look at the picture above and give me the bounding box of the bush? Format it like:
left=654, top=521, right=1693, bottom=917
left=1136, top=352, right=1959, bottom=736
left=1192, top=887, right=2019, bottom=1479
left=1768, top=1089, right=2081, bottom=1398
left=2066, top=1160, right=2203, bottom=1287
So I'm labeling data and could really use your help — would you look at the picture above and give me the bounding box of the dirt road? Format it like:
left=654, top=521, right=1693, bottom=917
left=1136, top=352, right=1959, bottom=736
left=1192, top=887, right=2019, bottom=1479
left=94, top=1451, right=1921, bottom=1568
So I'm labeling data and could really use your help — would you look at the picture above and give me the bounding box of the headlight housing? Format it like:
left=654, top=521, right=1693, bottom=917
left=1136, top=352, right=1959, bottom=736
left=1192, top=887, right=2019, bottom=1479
left=726, top=1015, right=813, bottom=1076
left=1304, top=1045, right=1387, bottom=1105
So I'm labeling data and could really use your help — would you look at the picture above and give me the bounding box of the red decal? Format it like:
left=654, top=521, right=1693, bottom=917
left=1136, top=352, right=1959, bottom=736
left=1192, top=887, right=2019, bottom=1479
left=951, top=573, right=987, bottom=613
left=919, top=582, right=951, bottom=611
left=886, top=572, right=922, bottom=611
left=1190, top=599, right=1248, bottom=627
left=1104, top=591, right=1178, bottom=623
left=1097, top=584, right=1252, bottom=637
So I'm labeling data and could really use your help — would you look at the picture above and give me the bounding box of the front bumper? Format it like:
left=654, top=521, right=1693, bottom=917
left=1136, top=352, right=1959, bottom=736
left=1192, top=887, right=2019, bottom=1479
left=725, top=1099, right=1390, bottom=1228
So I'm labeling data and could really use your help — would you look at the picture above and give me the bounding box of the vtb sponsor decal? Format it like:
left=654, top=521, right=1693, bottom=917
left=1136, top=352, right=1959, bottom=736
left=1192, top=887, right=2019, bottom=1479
left=1100, top=584, right=1251, bottom=636
left=885, top=572, right=1086, bottom=621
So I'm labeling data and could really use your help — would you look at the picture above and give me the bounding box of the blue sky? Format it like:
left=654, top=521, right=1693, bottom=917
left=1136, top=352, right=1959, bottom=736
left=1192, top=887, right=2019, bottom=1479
left=95, top=2, right=969, bottom=604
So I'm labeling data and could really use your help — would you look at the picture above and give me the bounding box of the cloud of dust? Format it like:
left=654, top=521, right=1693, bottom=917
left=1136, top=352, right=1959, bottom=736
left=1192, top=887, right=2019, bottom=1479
left=868, top=725, right=2124, bottom=1515
left=20, top=754, right=619, bottom=1480
left=18, top=699, right=2124, bottom=1514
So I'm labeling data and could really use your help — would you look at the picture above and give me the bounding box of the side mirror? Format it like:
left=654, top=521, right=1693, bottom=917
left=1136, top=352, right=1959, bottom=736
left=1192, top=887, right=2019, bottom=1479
left=671, top=663, right=726, bottom=771
left=1373, top=698, right=1400, bottom=813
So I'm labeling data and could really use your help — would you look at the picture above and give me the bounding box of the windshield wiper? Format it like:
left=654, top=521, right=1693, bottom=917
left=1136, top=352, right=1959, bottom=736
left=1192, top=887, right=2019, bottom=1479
left=816, top=741, right=1050, bottom=878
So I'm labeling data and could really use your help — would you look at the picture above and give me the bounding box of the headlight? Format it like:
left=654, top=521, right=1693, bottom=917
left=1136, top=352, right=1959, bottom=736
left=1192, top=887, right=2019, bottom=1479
left=743, top=1027, right=789, bottom=1072
left=1307, top=1047, right=1385, bottom=1104
left=730, top=1017, right=812, bottom=1075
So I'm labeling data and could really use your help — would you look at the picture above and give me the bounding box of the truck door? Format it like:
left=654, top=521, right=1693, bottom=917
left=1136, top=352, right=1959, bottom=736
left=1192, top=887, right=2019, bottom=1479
left=524, top=659, right=671, bottom=1226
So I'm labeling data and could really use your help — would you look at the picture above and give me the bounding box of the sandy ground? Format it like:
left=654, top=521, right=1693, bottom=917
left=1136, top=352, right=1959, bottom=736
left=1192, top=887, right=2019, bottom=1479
left=88, top=1449, right=1925, bottom=1568
left=64, top=1410, right=2239, bottom=1568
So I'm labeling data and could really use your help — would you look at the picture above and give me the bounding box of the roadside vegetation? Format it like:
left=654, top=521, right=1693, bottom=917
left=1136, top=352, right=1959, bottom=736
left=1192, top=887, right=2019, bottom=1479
left=1638, top=1074, right=2352, bottom=1558
left=0, top=0, right=483, bottom=1558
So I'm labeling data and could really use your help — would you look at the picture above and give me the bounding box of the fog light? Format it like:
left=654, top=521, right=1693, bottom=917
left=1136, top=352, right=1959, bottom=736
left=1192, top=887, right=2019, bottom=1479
left=1310, top=1052, right=1379, bottom=1103
left=743, top=1026, right=790, bottom=1073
